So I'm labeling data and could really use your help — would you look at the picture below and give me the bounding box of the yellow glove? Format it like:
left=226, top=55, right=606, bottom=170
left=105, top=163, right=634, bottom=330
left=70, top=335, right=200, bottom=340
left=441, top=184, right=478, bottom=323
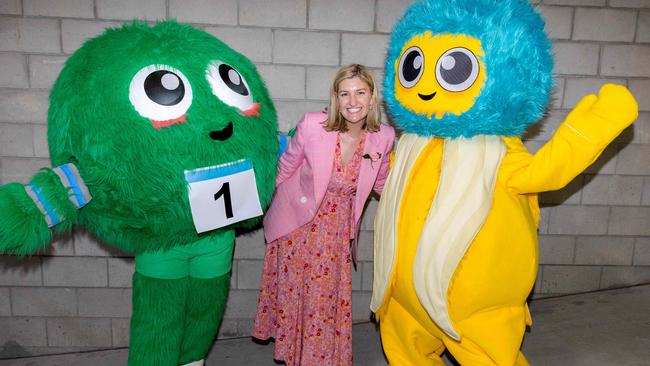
left=562, top=83, right=638, bottom=149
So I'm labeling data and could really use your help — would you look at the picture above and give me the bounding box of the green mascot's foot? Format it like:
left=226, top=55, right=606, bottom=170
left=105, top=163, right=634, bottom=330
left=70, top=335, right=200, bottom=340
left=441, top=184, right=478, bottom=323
left=178, top=273, right=231, bottom=364
left=128, top=272, right=189, bottom=366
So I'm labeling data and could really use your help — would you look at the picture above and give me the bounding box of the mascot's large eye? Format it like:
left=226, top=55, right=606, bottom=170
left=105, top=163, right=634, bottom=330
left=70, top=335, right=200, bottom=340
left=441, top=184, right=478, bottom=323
left=435, top=47, right=479, bottom=92
left=206, top=61, right=254, bottom=111
left=397, top=46, right=424, bottom=88
left=129, top=65, right=193, bottom=121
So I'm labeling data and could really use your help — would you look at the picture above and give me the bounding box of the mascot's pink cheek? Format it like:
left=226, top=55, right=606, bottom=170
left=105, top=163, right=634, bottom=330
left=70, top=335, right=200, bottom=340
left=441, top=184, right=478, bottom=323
left=151, top=114, right=187, bottom=129
left=240, top=102, right=261, bottom=117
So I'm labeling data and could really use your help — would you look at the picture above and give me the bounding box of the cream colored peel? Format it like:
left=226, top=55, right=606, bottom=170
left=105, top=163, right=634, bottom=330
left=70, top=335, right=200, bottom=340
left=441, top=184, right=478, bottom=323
left=412, top=135, right=505, bottom=340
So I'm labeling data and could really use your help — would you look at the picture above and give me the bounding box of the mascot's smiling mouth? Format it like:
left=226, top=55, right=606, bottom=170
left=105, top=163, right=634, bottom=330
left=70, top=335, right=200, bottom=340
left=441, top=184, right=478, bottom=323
left=209, top=122, right=233, bottom=141
left=418, top=92, right=437, bottom=101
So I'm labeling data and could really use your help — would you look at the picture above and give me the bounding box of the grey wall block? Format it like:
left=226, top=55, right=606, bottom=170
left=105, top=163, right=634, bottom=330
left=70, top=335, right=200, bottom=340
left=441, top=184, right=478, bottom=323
left=111, top=318, right=130, bottom=347
left=273, top=30, right=339, bottom=66
left=11, top=287, right=78, bottom=316
left=42, top=257, right=108, bottom=287
left=538, top=5, right=573, bottom=40
left=0, top=89, right=50, bottom=124
left=638, top=11, right=650, bottom=43
left=341, top=33, right=389, bottom=68
left=61, top=20, right=120, bottom=54
left=573, top=8, right=636, bottom=42
left=0, top=53, right=28, bottom=88
left=0, top=0, right=21, bottom=15
left=309, top=0, right=374, bottom=32
left=0, top=318, right=47, bottom=347
left=582, top=174, right=644, bottom=205
left=0, top=157, right=51, bottom=184
left=538, top=235, right=576, bottom=265
left=306, top=66, right=339, bottom=100
left=609, top=206, right=650, bottom=235
left=547, top=205, right=609, bottom=235
left=601, top=266, right=650, bottom=289
left=0, top=287, right=11, bottom=316
left=258, top=64, right=306, bottom=99
left=574, top=236, right=635, bottom=265
left=629, top=79, right=650, bottom=112
left=236, top=260, right=263, bottom=290
left=239, top=0, right=306, bottom=28
left=233, top=229, right=266, bottom=260
left=601, top=45, right=650, bottom=77
left=28, top=55, right=68, bottom=90
left=541, top=265, right=602, bottom=294
left=205, top=26, right=273, bottom=63
left=78, top=288, right=132, bottom=317
left=0, top=256, right=42, bottom=286
left=552, top=42, right=599, bottom=76
left=46, top=318, right=112, bottom=347
left=96, top=0, right=166, bottom=21
left=0, top=123, right=35, bottom=157
left=169, top=0, right=237, bottom=25
left=24, top=0, right=94, bottom=19
left=108, top=258, right=134, bottom=288
left=376, top=0, right=413, bottom=33
left=0, top=17, right=61, bottom=53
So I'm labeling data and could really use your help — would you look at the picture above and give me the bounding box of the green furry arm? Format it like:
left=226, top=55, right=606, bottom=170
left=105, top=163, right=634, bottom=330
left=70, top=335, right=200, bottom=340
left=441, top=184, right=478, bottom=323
left=0, top=168, right=79, bottom=255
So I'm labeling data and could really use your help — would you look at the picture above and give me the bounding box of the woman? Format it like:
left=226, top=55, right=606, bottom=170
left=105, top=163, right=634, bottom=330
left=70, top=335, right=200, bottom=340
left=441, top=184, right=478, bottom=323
left=253, top=64, right=395, bottom=365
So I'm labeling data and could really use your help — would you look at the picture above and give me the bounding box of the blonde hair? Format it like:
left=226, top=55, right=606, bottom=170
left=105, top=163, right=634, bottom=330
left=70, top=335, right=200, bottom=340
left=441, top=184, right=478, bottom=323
left=324, top=64, right=381, bottom=133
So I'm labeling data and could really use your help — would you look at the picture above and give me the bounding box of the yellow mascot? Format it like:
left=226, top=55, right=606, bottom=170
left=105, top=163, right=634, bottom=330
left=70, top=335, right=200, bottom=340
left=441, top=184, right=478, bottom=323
left=370, top=0, right=639, bottom=365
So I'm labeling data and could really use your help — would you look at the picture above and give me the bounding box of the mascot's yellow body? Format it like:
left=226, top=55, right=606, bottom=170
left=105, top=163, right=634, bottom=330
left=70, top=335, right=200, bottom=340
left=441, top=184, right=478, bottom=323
left=372, top=92, right=636, bottom=365
left=371, top=1, right=639, bottom=365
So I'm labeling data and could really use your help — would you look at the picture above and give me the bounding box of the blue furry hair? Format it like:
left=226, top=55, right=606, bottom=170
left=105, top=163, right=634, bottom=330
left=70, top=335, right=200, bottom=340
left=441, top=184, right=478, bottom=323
left=384, top=0, right=554, bottom=138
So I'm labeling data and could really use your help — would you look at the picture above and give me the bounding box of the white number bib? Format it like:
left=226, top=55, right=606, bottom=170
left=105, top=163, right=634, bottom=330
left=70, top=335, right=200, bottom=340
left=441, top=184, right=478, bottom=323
left=185, top=159, right=263, bottom=233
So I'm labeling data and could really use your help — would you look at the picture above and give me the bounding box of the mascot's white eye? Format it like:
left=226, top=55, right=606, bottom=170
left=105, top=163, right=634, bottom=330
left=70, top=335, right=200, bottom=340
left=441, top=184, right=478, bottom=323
left=206, top=61, right=254, bottom=111
left=435, top=47, right=479, bottom=92
left=397, top=46, right=424, bottom=88
left=129, top=65, right=193, bottom=121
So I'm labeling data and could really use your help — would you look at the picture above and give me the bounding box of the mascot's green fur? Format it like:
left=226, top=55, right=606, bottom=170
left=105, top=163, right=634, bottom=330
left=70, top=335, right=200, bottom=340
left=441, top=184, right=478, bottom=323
left=0, top=21, right=278, bottom=366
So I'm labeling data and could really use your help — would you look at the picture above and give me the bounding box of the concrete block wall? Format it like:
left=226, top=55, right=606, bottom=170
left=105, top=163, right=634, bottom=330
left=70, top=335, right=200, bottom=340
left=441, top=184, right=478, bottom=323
left=0, top=0, right=648, bottom=357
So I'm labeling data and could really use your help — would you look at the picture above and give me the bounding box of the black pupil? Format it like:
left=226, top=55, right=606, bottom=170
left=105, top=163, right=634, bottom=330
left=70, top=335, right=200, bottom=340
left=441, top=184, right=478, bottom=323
left=440, top=51, right=473, bottom=85
left=219, top=64, right=248, bottom=96
left=144, top=70, right=184, bottom=106
left=401, top=50, right=422, bottom=82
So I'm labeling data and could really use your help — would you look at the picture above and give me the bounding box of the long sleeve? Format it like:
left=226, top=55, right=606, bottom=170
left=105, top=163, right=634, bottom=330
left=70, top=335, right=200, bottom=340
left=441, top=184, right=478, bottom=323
left=373, top=127, right=396, bottom=194
left=276, top=114, right=309, bottom=186
left=505, top=84, right=638, bottom=194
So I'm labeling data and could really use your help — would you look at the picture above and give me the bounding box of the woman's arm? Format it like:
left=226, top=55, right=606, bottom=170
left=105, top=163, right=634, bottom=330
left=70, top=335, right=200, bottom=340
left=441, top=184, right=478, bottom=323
left=372, top=126, right=396, bottom=194
left=275, top=114, right=309, bottom=186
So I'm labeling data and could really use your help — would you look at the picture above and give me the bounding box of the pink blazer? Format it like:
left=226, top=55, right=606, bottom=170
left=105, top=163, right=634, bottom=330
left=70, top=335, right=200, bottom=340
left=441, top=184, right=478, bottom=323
left=263, top=112, right=395, bottom=259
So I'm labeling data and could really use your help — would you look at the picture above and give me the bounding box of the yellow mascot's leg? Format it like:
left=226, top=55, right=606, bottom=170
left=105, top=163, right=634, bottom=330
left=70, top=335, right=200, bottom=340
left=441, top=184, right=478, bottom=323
left=514, top=351, right=529, bottom=366
left=380, top=297, right=446, bottom=366
left=444, top=306, right=530, bottom=366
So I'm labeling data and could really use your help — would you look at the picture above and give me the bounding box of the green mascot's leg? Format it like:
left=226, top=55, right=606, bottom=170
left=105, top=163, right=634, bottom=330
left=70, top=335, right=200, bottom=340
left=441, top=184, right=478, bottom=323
left=178, top=273, right=231, bottom=364
left=128, top=272, right=189, bottom=366
left=177, top=232, right=235, bottom=364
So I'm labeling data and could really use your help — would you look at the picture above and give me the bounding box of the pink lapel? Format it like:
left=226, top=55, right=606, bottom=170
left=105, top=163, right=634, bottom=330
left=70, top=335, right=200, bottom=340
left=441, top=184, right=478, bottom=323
left=354, top=129, right=381, bottom=221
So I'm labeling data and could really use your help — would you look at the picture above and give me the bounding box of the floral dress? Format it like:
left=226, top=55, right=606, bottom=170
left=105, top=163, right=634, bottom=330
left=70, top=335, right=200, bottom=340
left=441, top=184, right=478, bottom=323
left=253, top=132, right=366, bottom=366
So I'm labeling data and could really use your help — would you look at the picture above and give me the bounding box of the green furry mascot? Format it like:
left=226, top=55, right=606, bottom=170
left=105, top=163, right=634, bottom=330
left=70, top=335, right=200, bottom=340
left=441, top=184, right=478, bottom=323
left=0, top=21, right=278, bottom=366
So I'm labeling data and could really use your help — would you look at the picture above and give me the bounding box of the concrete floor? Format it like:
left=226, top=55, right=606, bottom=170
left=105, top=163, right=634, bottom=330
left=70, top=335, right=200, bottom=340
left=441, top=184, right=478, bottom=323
left=1, top=285, right=648, bottom=365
